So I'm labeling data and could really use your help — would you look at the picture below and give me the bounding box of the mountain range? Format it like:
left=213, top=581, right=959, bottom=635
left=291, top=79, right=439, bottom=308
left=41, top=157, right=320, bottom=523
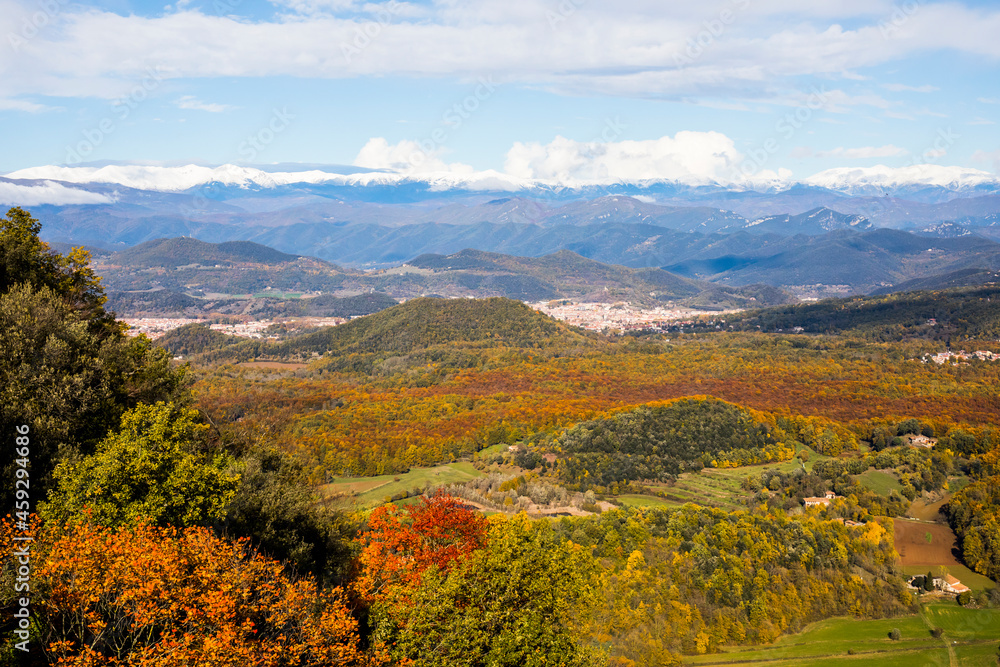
left=6, top=161, right=1000, bottom=298
left=91, top=238, right=792, bottom=313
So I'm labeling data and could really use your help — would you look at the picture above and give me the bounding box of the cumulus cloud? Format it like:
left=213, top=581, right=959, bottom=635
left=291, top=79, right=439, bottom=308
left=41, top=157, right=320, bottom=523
left=353, top=137, right=474, bottom=174
left=0, top=180, right=114, bottom=206
left=503, top=132, right=743, bottom=184
left=352, top=131, right=757, bottom=185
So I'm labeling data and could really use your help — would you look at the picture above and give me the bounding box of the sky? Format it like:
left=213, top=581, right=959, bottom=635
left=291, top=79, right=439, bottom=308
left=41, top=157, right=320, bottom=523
left=2, top=0, right=999, bottom=183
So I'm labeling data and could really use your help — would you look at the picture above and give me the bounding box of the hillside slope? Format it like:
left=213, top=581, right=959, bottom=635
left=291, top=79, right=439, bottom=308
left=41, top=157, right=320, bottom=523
left=692, top=285, right=1000, bottom=340
left=186, top=297, right=601, bottom=367
left=111, top=237, right=305, bottom=267
left=290, top=297, right=593, bottom=356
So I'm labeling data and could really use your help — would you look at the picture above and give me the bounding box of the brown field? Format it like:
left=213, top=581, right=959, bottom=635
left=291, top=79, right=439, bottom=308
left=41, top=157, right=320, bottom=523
left=908, top=493, right=951, bottom=522
left=894, top=518, right=962, bottom=568
left=239, top=361, right=310, bottom=370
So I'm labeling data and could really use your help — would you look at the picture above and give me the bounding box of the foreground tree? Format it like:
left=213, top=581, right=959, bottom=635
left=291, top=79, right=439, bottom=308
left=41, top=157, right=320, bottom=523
left=220, top=446, right=357, bottom=584
left=357, top=505, right=602, bottom=667
left=0, top=207, right=185, bottom=508
left=40, top=402, right=239, bottom=529
left=0, top=519, right=370, bottom=665
left=353, top=494, right=489, bottom=606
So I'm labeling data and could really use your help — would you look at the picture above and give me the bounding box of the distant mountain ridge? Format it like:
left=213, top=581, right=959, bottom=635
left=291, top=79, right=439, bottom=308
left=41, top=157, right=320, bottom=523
left=8, top=162, right=999, bottom=197
left=110, top=237, right=304, bottom=267
left=98, top=238, right=794, bottom=314
left=77, top=222, right=1000, bottom=306
left=401, top=248, right=790, bottom=308
left=741, top=207, right=872, bottom=235
left=8, top=162, right=1000, bottom=299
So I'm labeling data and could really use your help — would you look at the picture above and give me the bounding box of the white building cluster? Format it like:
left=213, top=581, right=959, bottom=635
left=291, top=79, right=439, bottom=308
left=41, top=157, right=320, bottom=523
left=923, top=350, right=999, bottom=364
left=123, top=316, right=348, bottom=340
left=531, top=301, right=741, bottom=332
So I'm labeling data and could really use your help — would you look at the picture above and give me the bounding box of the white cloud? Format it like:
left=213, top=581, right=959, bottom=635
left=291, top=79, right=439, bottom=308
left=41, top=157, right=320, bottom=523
left=0, top=98, right=54, bottom=112
left=503, top=132, right=743, bottom=184
left=0, top=180, right=114, bottom=205
left=814, top=144, right=908, bottom=159
left=353, top=137, right=474, bottom=174
left=174, top=95, right=235, bottom=112
left=882, top=83, right=938, bottom=93
left=1, top=1, right=998, bottom=104
left=968, top=117, right=996, bottom=125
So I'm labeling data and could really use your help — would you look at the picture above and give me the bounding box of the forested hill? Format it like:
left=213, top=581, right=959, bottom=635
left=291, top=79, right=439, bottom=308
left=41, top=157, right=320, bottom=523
left=554, top=398, right=793, bottom=488
left=293, top=297, right=594, bottom=354
left=689, top=284, right=1000, bottom=340
left=110, top=237, right=307, bottom=267
left=185, top=297, right=600, bottom=365
left=407, top=248, right=704, bottom=299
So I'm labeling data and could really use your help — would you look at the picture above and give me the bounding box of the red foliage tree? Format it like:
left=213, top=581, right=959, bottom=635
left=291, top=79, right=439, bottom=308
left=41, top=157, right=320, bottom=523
left=353, top=494, right=488, bottom=605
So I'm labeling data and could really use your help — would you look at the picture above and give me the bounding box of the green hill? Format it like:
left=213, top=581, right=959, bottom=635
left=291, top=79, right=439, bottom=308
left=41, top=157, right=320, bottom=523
left=700, top=284, right=1000, bottom=340
left=157, top=323, right=243, bottom=356
left=299, top=293, right=397, bottom=317
left=403, top=249, right=796, bottom=308
left=555, top=397, right=790, bottom=489
left=289, top=296, right=593, bottom=357
left=193, top=297, right=599, bottom=368
left=111, top=238, right=303, bottom=267
left=870, top=268, right=1000, bottom=295
left=107, top=289, right=202, bottom=314
left=407, top=248, right=704, bottom=302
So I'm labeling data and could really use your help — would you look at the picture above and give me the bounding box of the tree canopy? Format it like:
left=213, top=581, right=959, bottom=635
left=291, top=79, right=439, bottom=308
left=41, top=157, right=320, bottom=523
left=0, top=208, right=185, bottom=509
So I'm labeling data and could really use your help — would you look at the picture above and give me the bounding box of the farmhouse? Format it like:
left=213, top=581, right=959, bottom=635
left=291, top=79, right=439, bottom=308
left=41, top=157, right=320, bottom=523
left=938, top=575, right=971, bottom=595
left=909, top=434, right=936, bottom=448
left=804, top=491, right=839, bottom=507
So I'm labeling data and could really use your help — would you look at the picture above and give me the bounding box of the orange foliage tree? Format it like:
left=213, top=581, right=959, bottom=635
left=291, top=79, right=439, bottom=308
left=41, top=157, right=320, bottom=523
left=3, top=519, right=370, bottom=666
left=353, top=495, right=488, bottom=606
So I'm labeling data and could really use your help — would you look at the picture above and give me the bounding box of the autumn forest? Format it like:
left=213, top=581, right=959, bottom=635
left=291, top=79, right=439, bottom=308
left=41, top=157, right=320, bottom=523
left=2, top=206, right=1000, bottom=666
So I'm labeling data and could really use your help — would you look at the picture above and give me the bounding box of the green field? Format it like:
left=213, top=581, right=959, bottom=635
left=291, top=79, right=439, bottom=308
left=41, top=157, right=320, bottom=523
left=683, top=602, right=999, bottom=666
left=623, top=450, right=830, bottom=512
left=856, top=469, right=903, bottom=496
left=320, top=462, right=483, bottom=508
left=923, top=604, right=1000, bottom=639
left=947, top=476, right=971, bottom=494
left=954, top=642, right=1000, bottom=666
left=617, top=494, right=679, bottom=509
left=476, top=442, right=510, bottom=458
left=252, top=291, right=303, bottom=299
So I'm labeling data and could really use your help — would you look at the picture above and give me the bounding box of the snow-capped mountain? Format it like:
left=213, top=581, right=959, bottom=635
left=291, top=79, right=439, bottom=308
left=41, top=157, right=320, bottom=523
left=3, top=164, right=537, bottom=195
left=803, top=164, right=1000, bottom=197
left=6, top=162, right=1000, bottom=199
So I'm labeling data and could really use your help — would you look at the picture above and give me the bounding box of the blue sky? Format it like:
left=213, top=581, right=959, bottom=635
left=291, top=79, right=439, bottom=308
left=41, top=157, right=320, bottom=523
left=1, top=0, right=999, bottom=181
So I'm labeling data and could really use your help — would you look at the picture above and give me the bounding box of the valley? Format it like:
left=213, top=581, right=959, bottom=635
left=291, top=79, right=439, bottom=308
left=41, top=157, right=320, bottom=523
left=6, top=0, right=1000, bottom=662
left=5, top=182, right=1000, bottom=665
